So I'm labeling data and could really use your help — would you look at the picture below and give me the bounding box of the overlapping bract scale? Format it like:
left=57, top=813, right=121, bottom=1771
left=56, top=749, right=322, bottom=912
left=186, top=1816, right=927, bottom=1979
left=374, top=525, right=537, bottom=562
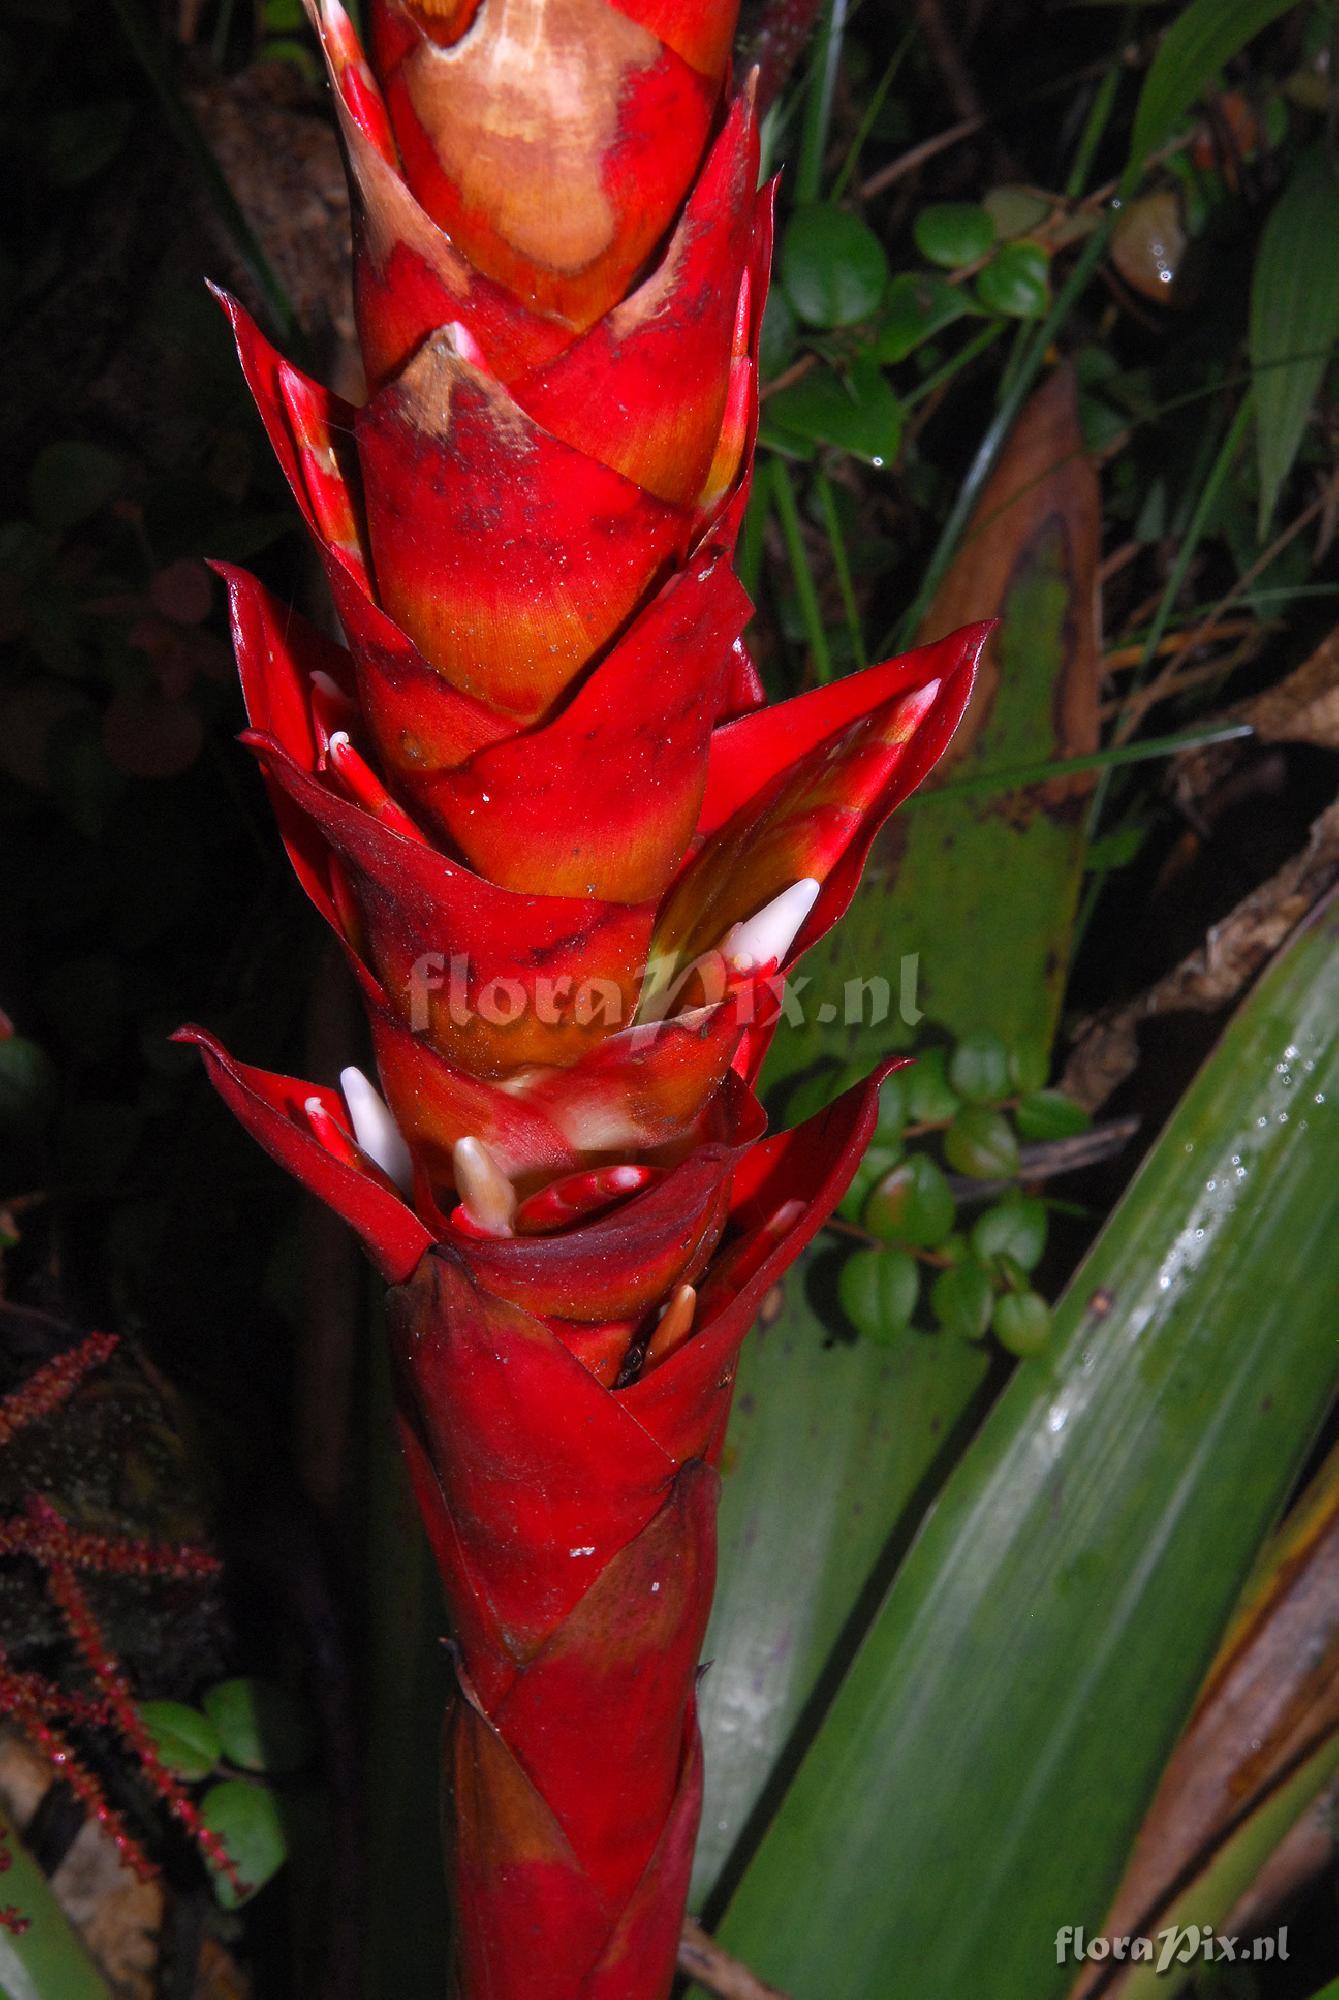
left=184, top=3, right=984, bottom=1992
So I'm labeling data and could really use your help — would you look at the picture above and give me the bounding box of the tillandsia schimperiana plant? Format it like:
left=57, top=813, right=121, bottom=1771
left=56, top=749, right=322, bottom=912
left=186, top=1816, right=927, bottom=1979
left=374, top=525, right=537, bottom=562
left=177, top=1, right=988, bottom=1992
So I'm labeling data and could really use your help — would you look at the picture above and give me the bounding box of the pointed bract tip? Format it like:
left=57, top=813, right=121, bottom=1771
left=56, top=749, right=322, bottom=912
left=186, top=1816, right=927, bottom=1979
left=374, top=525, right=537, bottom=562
left=340, top=1065, right=414, bottom=1193
left=723, top=878, right=822, bottom=973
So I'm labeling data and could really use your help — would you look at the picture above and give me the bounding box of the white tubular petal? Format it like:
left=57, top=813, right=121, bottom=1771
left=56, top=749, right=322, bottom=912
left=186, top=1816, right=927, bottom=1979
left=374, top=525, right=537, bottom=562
left=722, top=877, right=822, bottom=973
left=452, top=1136, right=516, bottom=1238
left=327, top=729, right=352, bottom=753
left=339, top=1066, right=413, bottom=1193
left=309, top=670, right=347, bottom=702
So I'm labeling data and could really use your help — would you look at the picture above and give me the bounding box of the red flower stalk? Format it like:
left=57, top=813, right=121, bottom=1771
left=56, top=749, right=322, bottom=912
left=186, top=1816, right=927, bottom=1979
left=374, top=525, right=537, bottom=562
left=180, top=3, right=987, bottom=1991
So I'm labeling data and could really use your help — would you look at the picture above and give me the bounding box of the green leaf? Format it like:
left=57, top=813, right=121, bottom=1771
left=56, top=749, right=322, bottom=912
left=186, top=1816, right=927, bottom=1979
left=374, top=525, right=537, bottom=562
left=948, top=1030, right=1011, bottom=1105
left=781, top=205, right=890, bottom=328
left=839, top=1245, right=920, bottom=1340
left=991, top=1289, right=1052, bottom=1355
left=975, top=241, right=1051, bottom=319
left=692, top=1252, right=989, bottom=1902
left=905, top=1047, right=960, bottom=1124
left=201, top=1779, right=288, bottom=1909
left=944, top=1105, right=1019, bottom=1179
left=983, top=185, right=1051, bottom=240
left=913, top=202, right=996, bottom=269
left=864, top=1153, right=956, bottom=1246
left=0, top=1810, right=114, bottom=2000
left=714, top=896, right=1339, bottom=1998
left=1015, top=1087, right=1092, bottom=1142
left=1128, top=0, right=1301, bottom=171
left=766, top=359, right=902, bottom=465
left=759, top=371, right=1100, bottom=1098
left=138, top=1700, right=222, bottom=1780
left=1251, top=151, right=1339, bottom=533
left=971, top=1196, right=1047, bottom=1274
left=930, top=1258, right=993, bottom=1341
left=28, top=442, right=124, bottom=530
left=202, top=1677, right=314, bottom=1775
left=758, top=289, right=797, bottom=379
left=875, top=271, right=975, bottom=363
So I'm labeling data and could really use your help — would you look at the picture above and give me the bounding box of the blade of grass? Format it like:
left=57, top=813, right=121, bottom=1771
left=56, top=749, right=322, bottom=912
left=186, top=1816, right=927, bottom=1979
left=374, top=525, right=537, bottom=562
left=1251, top=151, right=1339, bottom=535
left=901, top=321, right=1007, bottom=411
left=715, top=892, right=1339, bottom=2000
left=794, top=0, right=848, bottom=205
left=109, top=0, right=304, bottom=351
left=1065, top=13, right=1133, bottom=200
left=812, top=472, right=866, bottom=667
left=770, top=456, right=833, bottom=684
left=830, top=28, right=915, bottom=201
left=916, top=720, right=1254, bottom=802
left=891, top=218, right=1113, bottom=650
left=1127, top=0, right=1304, bottom=181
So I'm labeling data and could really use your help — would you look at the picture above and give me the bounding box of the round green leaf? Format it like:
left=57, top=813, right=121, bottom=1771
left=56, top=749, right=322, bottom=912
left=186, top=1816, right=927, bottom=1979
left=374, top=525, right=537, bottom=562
left=839, top=1246, right=920, bottom=1343
left=948, top=1030, right=1011, bottom=1106
left=992, top=1289, right=1053, bottom=1357
left=970, top=1197, right=1048, bottom=1275
left=28, top=442, right=124, bottom=531
left=930, top=1259, right=993, bottom=1342
left=201, top=1779, right=287, bottom=1909
left=983, top=184, right=1051, bottom=240
left=864, top=1153, right=956, bottom=1248
left=944, top=1106, right=1020, bottom=1180
left=874, top=1071, right=909, bottom=1141
left=975, top=241, right=1051, bottom=319
left=1014, top=1088, right=1092, bottom=1144
left=0, top=1036, right=58, bottom=1136
left=138, top=1700, right=222, bottom=1781
left=781, top=206, right=890, bottom=328
left=767, top=360, right=902, bottom=465
left=913, top=202, right=996, bottom=269
left=759, top=289, right=798, bottom=379
left=837, top=1138, right=905, bottom=1222
left=875, top=271, right=974, bottom=364
left=906, top=1047, right=960, bottom=1124
left=202, top=1677, right=315, bottom=1775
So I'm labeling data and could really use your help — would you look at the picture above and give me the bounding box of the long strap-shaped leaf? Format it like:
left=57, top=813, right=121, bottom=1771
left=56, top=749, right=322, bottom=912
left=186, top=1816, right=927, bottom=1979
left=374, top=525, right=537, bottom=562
left=0, top=1812, right=113, bottom=2000
left=709, top=895, right=1339, bottom=2000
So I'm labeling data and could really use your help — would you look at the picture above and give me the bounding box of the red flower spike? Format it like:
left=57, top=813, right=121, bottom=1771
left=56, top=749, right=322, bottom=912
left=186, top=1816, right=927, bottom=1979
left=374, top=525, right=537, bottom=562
left=353, top=334, right=689, bottom=716
left=187, top=0, right=983, bottom=1989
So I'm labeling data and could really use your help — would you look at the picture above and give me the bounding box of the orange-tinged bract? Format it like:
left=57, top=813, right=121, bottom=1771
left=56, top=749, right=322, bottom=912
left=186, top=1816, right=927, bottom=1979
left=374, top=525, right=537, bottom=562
left=182, top=3, right=987, bottom=1991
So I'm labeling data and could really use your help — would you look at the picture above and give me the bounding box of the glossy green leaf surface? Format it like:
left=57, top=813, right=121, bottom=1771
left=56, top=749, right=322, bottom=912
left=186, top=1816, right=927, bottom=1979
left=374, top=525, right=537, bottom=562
left=1250, top=151, right=1339, bottom=533
left=0, top=1811, right=112, bottom=2000
left=1128, top=0, right=1300, bottom=170
left=690, top=1253, right=988, bottom=1906
left=716, top=897, right=1339, bottom=1999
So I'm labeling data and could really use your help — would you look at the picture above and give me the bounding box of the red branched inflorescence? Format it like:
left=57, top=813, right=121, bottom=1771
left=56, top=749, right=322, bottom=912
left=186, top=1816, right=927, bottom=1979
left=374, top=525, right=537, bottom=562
left=0, top=1331, right=118, bottom=1447
left=0, top=1336, right=241, bottom=1902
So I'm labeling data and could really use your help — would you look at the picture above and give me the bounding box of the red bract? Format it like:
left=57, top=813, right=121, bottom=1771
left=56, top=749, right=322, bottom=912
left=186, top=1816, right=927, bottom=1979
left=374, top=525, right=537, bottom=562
left=181, top=1, right=986, bottom=1990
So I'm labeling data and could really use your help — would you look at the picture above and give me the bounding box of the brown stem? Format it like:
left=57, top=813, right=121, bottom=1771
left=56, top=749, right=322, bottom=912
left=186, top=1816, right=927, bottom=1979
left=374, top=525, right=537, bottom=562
left=678, top=1917, right=792, bottom=1999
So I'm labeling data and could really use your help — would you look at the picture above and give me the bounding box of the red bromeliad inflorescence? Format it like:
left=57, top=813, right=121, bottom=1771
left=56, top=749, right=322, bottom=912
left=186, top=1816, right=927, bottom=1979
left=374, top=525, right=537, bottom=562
left=179, top=2, right=988, bottom=1992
